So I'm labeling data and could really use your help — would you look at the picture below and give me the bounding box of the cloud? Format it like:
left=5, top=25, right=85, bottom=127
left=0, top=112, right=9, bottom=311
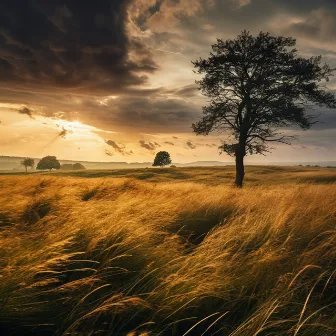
left=85, top=95, right=201, bottom=133
left=186, top=141, right=197, bottom=149
left=0, top=85, right=202, bottom=133
left=131, top=0, right=213, bottom=33
left=58, top=127, right=68, bottom=139
left=164, top=141, right=175, bottom=145
left=139, top=140, right=160, bottom=151
left=18, top=107, right=34, bottom=119
left=105, top=139, right=133, bottom=155
left=105, top=149, right=113, bottom=156
left=234, top=0, right=251, bottom=9
left=1, top=0, right=336, bottom=157
left=164, top=84, right=199, bottom=98
left=281, top=8, right=336, bottom=50
left=0, top=0, right=157, bottom=96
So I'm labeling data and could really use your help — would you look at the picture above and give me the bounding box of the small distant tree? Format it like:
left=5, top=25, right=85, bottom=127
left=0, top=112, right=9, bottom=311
left=72, top=163, right=86, bottom=170
left=192, top=30, right=336, bottom=187
left=36, top=156, right=60, bottom=171
left=60, top=163, right=86, bottom=170
left=153, top=151, right=172, bottom=167
left=60, top=163, right=73, bottom=170
left=21, top=157, right=35, bottom=173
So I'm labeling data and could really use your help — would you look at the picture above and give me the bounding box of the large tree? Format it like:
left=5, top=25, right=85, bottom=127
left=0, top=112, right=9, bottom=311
left=36, top=156, right=60, bottom=171
left=192, top=31, right=336, bottom=187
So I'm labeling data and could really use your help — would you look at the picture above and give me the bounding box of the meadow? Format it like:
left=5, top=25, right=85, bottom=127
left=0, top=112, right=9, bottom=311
left=0, top=166, right=335, bottom=335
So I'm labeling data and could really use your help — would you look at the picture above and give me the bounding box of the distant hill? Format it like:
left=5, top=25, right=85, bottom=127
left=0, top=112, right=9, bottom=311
left=180, top=161, right=231, bottom=167
left=0, top=155, right=335, bottom=171
left=0, top=156, right=152, bottom=171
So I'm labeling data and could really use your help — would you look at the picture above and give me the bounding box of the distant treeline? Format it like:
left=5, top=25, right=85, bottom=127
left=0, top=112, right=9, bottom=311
left=60, top=163, right=86, bottom=170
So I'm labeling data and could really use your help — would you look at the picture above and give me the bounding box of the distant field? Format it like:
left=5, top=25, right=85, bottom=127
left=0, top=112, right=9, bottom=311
left=1, top=165, right=336, bottom=185
left=0, top=166, right=335, bottom=335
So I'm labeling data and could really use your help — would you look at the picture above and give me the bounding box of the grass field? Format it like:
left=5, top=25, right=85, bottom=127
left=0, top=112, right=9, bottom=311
left=0, top=166, right=335, bottom=335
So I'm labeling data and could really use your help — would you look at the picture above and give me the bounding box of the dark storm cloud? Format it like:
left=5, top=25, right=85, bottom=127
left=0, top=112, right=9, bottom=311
left=137, top=0, right=336, bottom=143
left=0, top=84, right=202, bottom=133
left=186, top=141, right=196, bottom=149
left=1, top=0, right=336, bottom=149
left=293, top=128, right=336, bottom=148
left=0, top=0, right=156, bottom=96
left=17, top=107, right=34, bottom=118
left=105, top=139, right=132, bottom=155
left=164, top=84, right=199, bottom=98
left=309, top=109, right=336, bottom=130
left=83, top=95, right=201, bottom=133
left=151, top=0, right=336, bottom=57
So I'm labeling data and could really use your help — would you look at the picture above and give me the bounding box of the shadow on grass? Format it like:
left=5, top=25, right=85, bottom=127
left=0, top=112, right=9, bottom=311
left=81, top=188, right=98, bottom=201
left=22, top=200, right=51, bottom=225
left=0, top=213, right=13, bottom=231
left=298, top=174, right=336, bottom=184
left=169, top=207, right=236, bottom=245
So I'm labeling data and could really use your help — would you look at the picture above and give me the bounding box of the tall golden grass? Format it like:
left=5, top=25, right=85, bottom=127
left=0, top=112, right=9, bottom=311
left=0, top=168, right=335, bottom=335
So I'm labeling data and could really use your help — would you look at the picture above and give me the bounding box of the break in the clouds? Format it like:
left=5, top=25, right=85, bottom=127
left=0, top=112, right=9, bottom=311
left=0, top=0, right=336, bottom=162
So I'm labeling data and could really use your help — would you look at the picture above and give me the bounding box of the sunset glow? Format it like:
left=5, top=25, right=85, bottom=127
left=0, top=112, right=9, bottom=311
left=0, top=0, right=335, bottom=164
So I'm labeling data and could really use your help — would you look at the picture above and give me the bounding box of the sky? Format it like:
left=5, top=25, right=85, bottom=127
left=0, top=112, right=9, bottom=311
left=0, top=0, right=335, bottom=163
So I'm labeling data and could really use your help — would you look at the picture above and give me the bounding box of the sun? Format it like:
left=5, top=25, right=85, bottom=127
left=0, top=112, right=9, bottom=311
left=52, top=119, right=96, bottom=132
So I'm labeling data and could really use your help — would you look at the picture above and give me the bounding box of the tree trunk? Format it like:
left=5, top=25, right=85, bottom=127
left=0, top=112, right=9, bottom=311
left=235, top=145, right=245, bottom=188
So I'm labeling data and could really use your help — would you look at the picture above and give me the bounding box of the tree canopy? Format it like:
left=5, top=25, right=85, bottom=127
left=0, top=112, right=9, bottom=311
left=21, top=157, right=35, bottom=173
left=36, top=156, right=60, bottom=171
left=153, top=151, right=172, bottom=167
left=60, top=163, right=86, bottom=170
left=192, top=30, right=336, bottom=187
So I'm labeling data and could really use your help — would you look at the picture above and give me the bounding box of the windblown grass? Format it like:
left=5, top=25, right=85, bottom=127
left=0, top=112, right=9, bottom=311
left=0, top=167, right=335, bottom=335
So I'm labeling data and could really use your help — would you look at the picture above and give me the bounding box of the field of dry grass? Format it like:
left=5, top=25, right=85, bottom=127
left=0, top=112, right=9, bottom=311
left=0, top=166, right=335, bottom=335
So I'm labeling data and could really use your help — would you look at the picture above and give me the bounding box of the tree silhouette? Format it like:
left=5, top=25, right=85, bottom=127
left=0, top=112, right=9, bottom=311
left=60, top=163, right=86, bottom=170
left=72, top=163, right=86, bottom=170
left=21, top=157, right=35, bottom=173
left=36, top=156, right=60, bottom=171
left=153, top=151, right=172, bottom=167
left=192, top=31, right=336, bottom=187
